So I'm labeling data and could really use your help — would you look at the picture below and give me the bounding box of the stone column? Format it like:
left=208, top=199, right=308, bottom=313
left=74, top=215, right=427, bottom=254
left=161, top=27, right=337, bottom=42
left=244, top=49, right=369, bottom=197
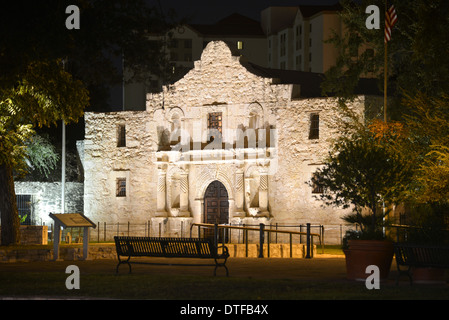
left=156, top=169, right=168, bottom=216
left=179, top=172, right=190, bottom=216
left=258, top=172, right=269, bottom=216
left=234, top=170, right=245, bottom=217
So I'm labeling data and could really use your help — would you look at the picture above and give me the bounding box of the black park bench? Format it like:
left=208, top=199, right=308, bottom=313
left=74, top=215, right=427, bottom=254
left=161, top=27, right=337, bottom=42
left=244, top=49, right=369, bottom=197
left=393, top=243, right=449, bottom=285
left=114, top=236, right=229, bottom=276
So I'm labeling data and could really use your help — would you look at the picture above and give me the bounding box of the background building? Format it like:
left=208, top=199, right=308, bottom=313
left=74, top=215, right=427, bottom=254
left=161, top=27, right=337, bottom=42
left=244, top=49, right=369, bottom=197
left=261, top=4, right=342, bottom=72
left=124, top=13, right=267, bottom=110
left=124, top=4, right=345, bottom=110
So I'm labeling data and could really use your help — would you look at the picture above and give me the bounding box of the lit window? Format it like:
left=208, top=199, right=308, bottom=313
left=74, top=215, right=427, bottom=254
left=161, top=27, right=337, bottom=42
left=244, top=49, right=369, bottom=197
left=117, top=124, right=126, bottom=147
left=309, top=113, right=319, bottom=140
left=208, top=112, right=222, bottom=134
left=237, top=41, right=243, bottom=50
left=116, top=178, right=126, bottom=197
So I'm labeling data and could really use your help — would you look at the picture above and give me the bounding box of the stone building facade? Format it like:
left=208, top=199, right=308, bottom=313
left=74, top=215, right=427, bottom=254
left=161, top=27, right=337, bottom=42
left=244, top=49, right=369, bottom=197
left=83, top=41, right=376, bottom=240
left=14, top=181, right=84, bottom=226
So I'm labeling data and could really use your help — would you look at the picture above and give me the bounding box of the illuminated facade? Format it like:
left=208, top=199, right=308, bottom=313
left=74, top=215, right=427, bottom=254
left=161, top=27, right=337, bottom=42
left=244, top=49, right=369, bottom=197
left=83, top=41, right=377, bottom=240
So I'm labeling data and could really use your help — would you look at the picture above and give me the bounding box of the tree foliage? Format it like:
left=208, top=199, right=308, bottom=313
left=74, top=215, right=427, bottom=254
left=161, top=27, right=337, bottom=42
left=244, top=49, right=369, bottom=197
left=401, top=94, right=449, bottom=204
left=0, top=0, right=174, bottom=244
left=312, top=114, right=413, bottom=237
left=0, top=59, right=88, bottom=174
left=22, top=134, right=60, bottom=180
left=319, top=1, right=449, bottom=237
left=322, top=0, right=449, bottom=114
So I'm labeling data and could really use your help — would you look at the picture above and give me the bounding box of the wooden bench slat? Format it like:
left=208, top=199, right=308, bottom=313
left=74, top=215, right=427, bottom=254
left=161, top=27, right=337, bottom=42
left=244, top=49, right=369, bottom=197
left=394, top=243, right=449, bottom=285
left=114, top=236, right=229, bottom=276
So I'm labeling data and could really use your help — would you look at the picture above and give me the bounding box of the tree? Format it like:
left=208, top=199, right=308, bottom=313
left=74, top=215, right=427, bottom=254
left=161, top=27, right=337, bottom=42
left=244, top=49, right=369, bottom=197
left=0, top=59, right=88, bottom=245
left=319, top=0, right=449, bottom=235
left=401, top=93, right=449, bottom=204
left=21, top=134, right=60, bottom=181
left=322, top=0, right=449, bottom=117
left=0, top=0, right=174, bottom=245
left=312, top=116, right=413, bottom=238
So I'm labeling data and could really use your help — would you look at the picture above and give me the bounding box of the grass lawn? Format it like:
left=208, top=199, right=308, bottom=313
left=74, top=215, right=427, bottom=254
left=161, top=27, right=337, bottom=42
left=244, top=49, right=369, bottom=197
left=0, top=267, right=448, bottom=300
left=1, top=244, right=448, bottom=304
left=317, top=245, right=345, bottom=256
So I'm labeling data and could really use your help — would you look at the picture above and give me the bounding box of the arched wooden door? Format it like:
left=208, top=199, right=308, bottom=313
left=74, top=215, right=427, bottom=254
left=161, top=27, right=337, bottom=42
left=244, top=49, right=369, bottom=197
left=204, top=180, right=229, bottom=242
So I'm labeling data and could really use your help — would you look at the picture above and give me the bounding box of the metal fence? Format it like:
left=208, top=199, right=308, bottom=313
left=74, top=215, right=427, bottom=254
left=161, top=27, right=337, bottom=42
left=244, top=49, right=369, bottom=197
left=45, top=221, right=358, bottom=245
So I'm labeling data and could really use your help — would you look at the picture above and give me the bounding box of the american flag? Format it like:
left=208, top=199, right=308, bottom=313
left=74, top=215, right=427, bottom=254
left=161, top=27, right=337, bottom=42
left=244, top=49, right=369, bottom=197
left=385, top=5, right=398, bottom=43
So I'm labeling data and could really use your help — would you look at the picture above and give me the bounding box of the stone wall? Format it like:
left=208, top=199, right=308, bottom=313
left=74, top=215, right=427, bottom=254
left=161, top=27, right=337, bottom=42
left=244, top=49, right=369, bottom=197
left=14, top=181, right=84, bottom=226
left=0, top=226, right=48, bottom=245
left=19, top=225, right=48, bottom=245
left=83, top=111, right=156, bottom=224
left=0, top=243, right=315, bottom=262
left=82, top=41, right=368, bottom=243
left=0, top=244, right=116, bottom=263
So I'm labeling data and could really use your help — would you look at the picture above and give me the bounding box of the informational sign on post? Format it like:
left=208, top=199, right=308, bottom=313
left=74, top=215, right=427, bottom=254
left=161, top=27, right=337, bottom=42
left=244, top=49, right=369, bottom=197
left=49, top=213, right=96, bottom=261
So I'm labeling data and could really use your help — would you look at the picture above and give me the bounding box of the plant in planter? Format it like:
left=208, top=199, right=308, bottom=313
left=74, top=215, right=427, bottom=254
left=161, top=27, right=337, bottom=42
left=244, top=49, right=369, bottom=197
left=312, top=118, right=413, bottom=280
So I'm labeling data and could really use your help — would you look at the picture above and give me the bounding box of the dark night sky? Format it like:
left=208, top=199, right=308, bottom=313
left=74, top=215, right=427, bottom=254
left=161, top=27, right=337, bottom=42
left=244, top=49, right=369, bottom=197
left=45, top=0, right=343, bottom=147
left=108, top=0, right=341, bottom=110
left=148, top=0, right=341, bottom=24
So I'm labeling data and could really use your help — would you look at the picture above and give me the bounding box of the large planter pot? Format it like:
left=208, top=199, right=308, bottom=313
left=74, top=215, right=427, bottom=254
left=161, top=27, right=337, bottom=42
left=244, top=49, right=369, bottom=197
left=344, top=240, right=394, bottom=281
left=412, top=267, right=446, bottom=284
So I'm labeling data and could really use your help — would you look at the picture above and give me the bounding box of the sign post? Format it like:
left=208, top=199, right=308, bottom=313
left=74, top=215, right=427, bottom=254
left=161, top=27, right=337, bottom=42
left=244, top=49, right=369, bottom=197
left=49, top=213, right=96, bottom=261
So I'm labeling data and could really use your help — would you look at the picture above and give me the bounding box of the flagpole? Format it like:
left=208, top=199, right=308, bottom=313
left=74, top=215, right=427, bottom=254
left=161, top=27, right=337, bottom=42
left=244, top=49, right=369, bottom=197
left=384, top=0, right=388, bottom=123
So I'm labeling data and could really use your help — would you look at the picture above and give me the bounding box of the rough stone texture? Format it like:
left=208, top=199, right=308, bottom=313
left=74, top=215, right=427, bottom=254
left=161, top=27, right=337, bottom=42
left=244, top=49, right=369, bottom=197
left=19, top=226, right=48, bottom=245
left=83, top=111, right=156, bottom=224
left=0, top=226, right=48, bottom=245
left=0, top=247, right=52, bottom=263
left=228, top=244, right=316, bottom=258
left=0, top=245, right=116, bottom=263
left=14, top=181, right=84, bottom=226
left=83, top=41, right=372, bottom=244
left=0, top=243, right=314, bottom=262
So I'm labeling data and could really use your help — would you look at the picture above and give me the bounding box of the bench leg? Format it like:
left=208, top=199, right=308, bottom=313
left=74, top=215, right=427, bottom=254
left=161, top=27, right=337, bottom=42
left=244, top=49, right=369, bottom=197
left=116, top=256, right=132, bottom=274
left=214, top=259, right=229, bottom=277
left=396, top=264, right=413, bottom=286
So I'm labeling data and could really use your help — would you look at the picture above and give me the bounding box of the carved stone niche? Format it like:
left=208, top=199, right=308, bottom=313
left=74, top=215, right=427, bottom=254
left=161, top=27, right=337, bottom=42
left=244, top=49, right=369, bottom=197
left=167, top=166, right=190, bottom=217
left=155, top=164, right=168, bottom=217
left=244, top=165, right=270, bottom=218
